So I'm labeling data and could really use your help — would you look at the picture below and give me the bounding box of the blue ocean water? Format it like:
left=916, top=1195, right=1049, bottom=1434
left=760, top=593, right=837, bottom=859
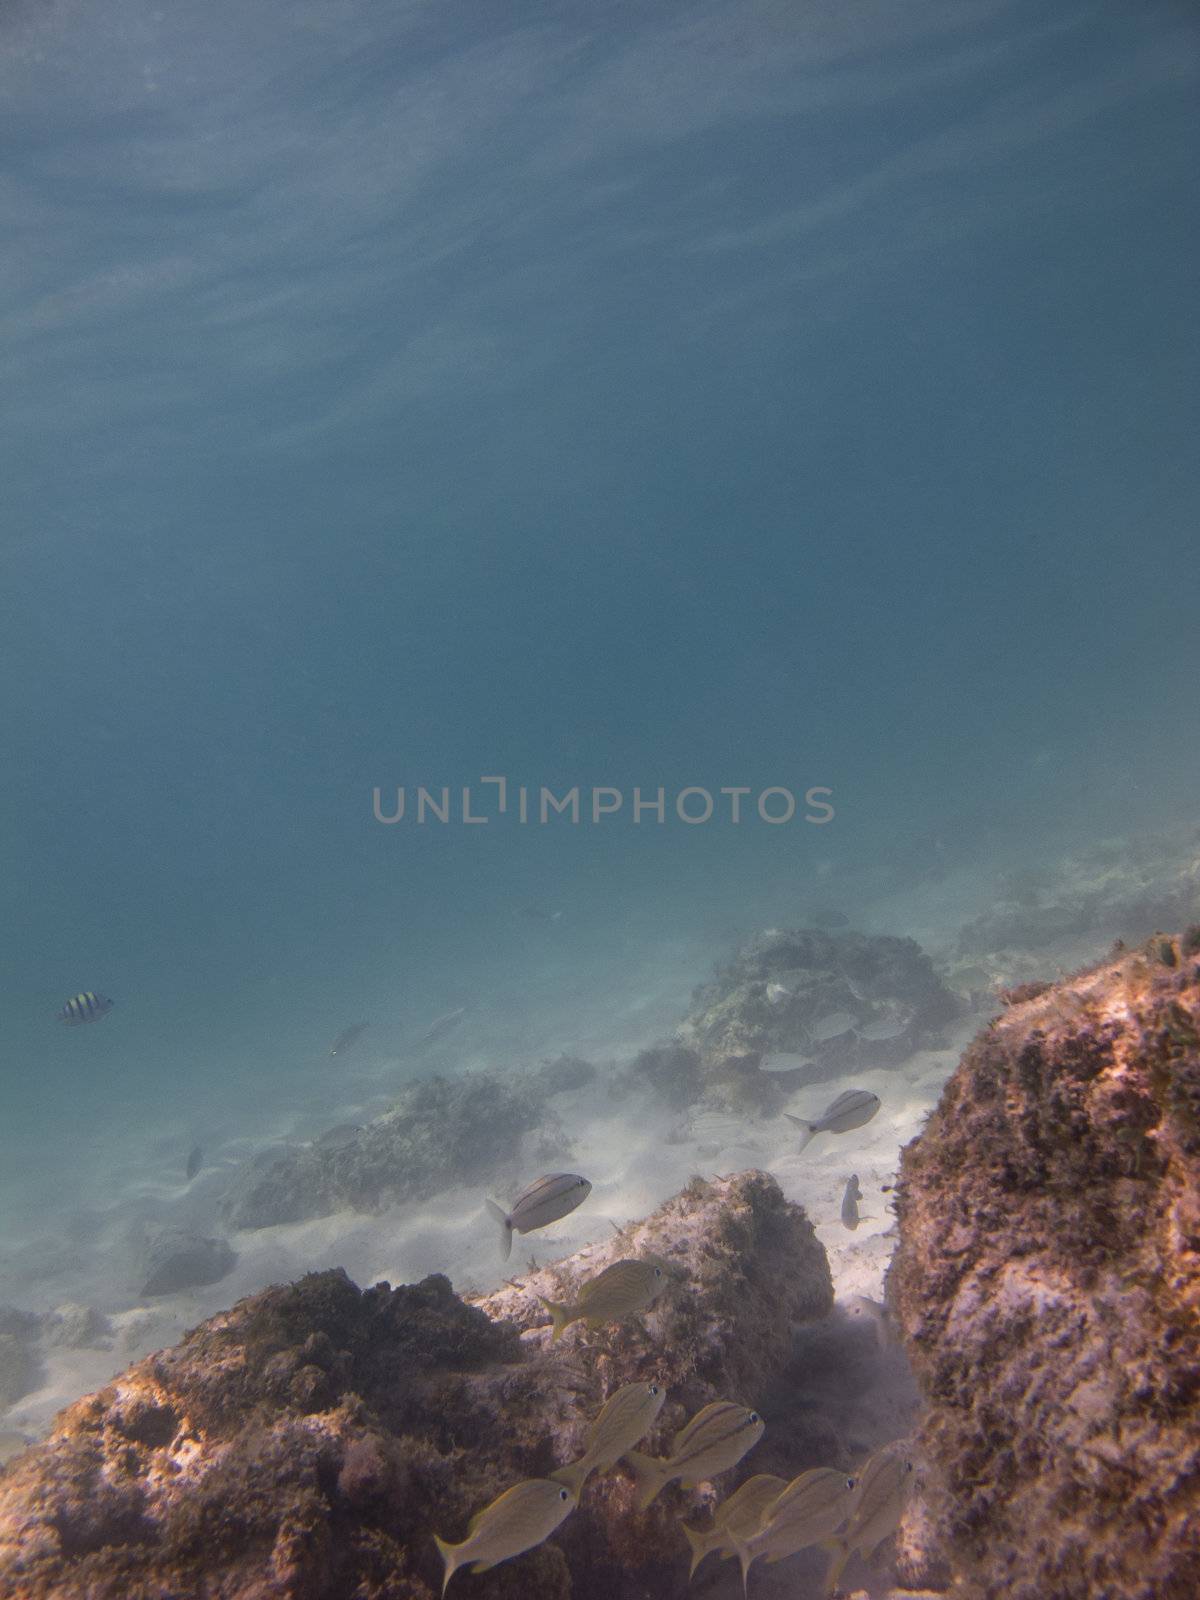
left=1, top=0, right=1197, bottom=1305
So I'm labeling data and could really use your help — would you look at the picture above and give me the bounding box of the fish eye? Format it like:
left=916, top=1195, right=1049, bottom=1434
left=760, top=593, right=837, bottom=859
left=845, top=1477, right=855, bottom=1490
left=649, top=1384, right=659, bottom=1396
left=654, top=1266, right=663, bottom=1277
left=559, top=1488, right=569, bottom=1501
left=748, top=1412, right=759, bottom=1424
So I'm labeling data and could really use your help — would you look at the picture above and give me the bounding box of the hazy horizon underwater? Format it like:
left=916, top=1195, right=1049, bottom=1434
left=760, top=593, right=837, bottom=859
left=1, top=1, right=1198, bottom=1597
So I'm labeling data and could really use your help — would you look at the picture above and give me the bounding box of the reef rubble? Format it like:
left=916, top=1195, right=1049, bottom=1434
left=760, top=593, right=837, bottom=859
left=221, top=1058, right=591, bottom=1231
left=889, top=928, right=1200, bottom=1600
left=0, top=1171, right=862, bottom=1600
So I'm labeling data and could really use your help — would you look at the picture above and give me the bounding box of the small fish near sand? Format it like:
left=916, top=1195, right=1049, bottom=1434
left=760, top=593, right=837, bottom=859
left=329, top=1022, right=368, bottom=1058
left=680, top=1472, right=787, bottom=1579
left=538, top=1257, right=669, bottom=1341
left=822, top=1446, right=914, bottom=1594
left=732, top=1466, right=856, bottom=1590
left=57, top=991, right=113, bottom=1026
left=486, top=1173, right=593, bottom=1261
left=434, top=1478, right=576, bottom=1595
left=840, top=1174, right=874, bottom=1231
left=624, top=1400, right=765, bottom=1511
left=551, top=1380, right=666, bottom=1497
left=185, top=1145, right=203, bottom=1182
left=416, top=1006, right=467, bottom=1049
left=786, top=1089, right=880, bottom=1153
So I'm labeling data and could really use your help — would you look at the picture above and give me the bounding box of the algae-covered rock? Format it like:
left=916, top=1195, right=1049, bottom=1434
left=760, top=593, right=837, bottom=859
left=888, top=932, right=1200, bottom=1600
left=655, top=927, right=958, bottom=1112
left=0, top=1172, right=837, bottom=1600
left=140, top=1228, right=236, bottom=1296
left=222, top=1068, right=556, bottom=1230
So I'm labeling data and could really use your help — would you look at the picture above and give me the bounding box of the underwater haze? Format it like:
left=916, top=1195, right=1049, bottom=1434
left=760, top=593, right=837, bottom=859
left=1, top=0, right=1199, bottom=1584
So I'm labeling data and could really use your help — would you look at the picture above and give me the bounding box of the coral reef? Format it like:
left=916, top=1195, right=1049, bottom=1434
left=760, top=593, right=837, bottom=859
left=888, top=931, right=1200, bottom=1600
left=0, top=1171, right=843, bottom=1599
left=222, top=1063, right=583, bottom=1230
left=649, top=927, right=958, bottom=1112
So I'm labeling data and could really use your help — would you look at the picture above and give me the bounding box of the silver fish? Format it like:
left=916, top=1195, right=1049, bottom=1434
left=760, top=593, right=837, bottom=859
left=625, top=1400, right=765, bottom=1510
left=486, top=1173, right=592, bottom=1261
left=823, top=1446, right=914, bottom=1592
left=786, top=1089, right=880, bottom=1153
left=758, top=1051, right=816, bottom=1076
left=185, top=1145, right=203, bottom=1181
left=551, top=1380, right=665, bottom=1497
left=434, top=1478, right=575, bottom=1594
left=808, top=1010, right=858, bottom=1044
left=417, top=1006, right=466, bottom=1048
left=841, top=1174, right=868, bottom=1230
left=680, top=1473, right=788, bottom=1578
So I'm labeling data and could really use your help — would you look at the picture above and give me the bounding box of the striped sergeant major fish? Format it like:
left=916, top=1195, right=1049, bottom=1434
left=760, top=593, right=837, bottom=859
left=58, top=991, right=114, bottom=1026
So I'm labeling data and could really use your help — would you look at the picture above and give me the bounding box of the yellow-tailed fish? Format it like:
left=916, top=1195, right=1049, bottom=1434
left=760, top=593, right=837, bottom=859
left=552, top=1380, right=666, bottom=1497
left=57, top=991, right=113, bottom=1026
left=538, top=1257, right=667, bottom=1341
left=822, top=1447, right=913, bottom=1595
left=624, top=1400, right=765, bottom=1510
left=434, top=1478, right=575, bottom=1595
left=679, top=1473, right=787, bottom=1579
left=732, top=1466, right=856, bottom=1593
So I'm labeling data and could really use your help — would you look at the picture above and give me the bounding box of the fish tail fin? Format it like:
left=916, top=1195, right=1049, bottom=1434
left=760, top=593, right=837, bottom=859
left=550, top=1459, right=589, bottom=1499
left=732, top=1534, right=756, bottom=1597
left=820, top=1537, right=850, bottom=1597
left=624, top=1448, right=666, bottom=1511
left=484, top=1199, right=513, bottom=1261
left=537, top=1295, right=573, bottom=1341
left=784, top=1112, right=816, bottom=1152
left=433, top=1534, right=461, bottom=1596
left=680, top=1522, right=709, bottom=1580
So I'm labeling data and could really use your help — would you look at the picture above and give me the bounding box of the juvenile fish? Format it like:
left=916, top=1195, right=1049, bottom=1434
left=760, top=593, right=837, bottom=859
left=841, top=1175, right=874, bottom=1230
left=57, top=991, right=113, bottom=1026
left=732, top=1466, right=856, bottom=1590
left=680, top=1472, right=787, bottom=1578
left=786, top=1089, right=880, bottom=1153
left=539, top=1257, right=668, bottom=1341
left=625, top=1400, right=765, bottom=1511
left=822, top=1446, right=914, bottom=1593
left=551, top=1380, right=665, bottom=1497
left=434, top=1478, right=575, bottom=1595
left=185, top=1145, right=203, bottom=1181
left=417, top=1006, right=466, bottom=1048
left=845, top=1293, right=893, bottom=1352
left=486, top=1173, right=592, bottom=1261
left=329, top=1022, right=367, bottom=1057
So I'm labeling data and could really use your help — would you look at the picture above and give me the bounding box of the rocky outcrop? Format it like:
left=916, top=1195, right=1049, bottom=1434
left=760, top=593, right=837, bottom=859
left=139, top=1228, right=237, bottom=1297
left=643, top=927, right=958, bottom=1113
left=889, top=929, right=1200, bottom=1600
left=0, top=1171, right=840, bottom=1600
left=222, top=1061, right=589, bottom=1231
